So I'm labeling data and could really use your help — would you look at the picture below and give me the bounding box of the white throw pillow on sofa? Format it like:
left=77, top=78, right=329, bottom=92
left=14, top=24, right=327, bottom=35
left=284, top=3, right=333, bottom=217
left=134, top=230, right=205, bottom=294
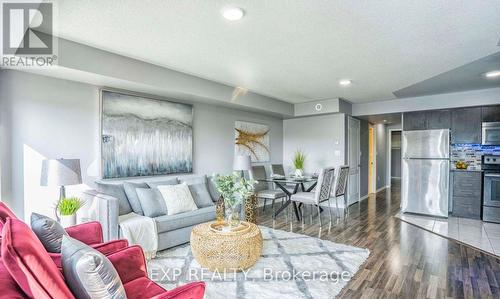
left=157, top=183, right=198, bottom=215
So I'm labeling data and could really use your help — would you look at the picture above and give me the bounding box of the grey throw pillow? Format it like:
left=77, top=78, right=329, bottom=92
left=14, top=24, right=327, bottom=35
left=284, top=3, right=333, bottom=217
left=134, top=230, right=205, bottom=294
left=95, top=182, right=132, bottom=215
left=207, top=175, right=221, bottom=202
left=123, top=182, right=149, bottom=215
left=61, top=236, right=127, bottom=299
left=188, top=183, right=215, bottom=208
left=30, top=213, right=68, bottom=253
left=147, top=178, right=178, bottom=189
left=136, top=188, right=167, bottom=218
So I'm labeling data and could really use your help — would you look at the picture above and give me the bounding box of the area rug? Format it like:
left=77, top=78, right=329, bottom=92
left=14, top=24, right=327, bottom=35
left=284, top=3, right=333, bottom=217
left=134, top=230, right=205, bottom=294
left=147, top=226, right=369, bottom=299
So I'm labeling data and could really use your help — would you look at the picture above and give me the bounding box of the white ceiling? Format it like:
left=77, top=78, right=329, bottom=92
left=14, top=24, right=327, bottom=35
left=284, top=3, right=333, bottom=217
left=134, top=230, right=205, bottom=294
left=52, top=0, right=500, bottom=104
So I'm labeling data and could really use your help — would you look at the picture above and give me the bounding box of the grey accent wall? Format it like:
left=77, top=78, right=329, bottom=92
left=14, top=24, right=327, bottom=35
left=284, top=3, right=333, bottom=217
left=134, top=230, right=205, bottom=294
left=359, top=119, right=369, bottom=198
left=0, top=70, right=283, bottom=218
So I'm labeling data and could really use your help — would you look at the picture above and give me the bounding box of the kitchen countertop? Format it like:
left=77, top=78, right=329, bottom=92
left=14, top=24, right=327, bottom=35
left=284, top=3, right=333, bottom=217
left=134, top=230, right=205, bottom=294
left=450, top=169, right=483, bottom=172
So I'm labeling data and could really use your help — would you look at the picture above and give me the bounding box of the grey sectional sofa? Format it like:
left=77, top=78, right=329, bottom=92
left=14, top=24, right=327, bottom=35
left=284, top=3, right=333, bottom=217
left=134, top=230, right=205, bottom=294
left=82, top=175, right=220, bottom=250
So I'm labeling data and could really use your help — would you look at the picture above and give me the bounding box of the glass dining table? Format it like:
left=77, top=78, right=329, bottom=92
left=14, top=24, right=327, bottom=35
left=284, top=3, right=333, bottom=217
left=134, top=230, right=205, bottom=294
left=257, top=177, right=318, bottom=220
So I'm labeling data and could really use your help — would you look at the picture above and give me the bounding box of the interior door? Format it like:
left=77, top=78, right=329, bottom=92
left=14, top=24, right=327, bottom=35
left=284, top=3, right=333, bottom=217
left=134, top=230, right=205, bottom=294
left=347, top=117, right=360, bottom=205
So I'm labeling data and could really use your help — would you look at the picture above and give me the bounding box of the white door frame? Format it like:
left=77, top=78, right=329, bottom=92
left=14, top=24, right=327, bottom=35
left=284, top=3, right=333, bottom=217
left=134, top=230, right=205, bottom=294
left=347, top=116, right=361, bottom=205
left=387, top=128, right=402, bottom=186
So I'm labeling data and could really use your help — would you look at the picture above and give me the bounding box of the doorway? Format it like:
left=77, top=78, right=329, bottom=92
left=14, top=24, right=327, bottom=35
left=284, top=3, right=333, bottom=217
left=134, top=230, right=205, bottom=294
left=347, top=117, right=360, bottom=205
left=389, top=130, right=402, bottom=180
left=368, top=125, right=376, bottom=194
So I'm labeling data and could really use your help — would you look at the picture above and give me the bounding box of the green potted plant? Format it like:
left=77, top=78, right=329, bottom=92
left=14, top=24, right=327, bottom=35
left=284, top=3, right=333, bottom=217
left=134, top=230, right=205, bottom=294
left=213, top=173, right=256, bottom=228
left=58, top=197, right=82, bottom=227
left=293, top=150, right=306, bottom=178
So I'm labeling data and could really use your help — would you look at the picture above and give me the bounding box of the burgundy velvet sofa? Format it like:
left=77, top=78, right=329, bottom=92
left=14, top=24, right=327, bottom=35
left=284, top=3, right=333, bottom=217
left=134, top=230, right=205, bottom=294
left=0, top=202, right=205, bottom=299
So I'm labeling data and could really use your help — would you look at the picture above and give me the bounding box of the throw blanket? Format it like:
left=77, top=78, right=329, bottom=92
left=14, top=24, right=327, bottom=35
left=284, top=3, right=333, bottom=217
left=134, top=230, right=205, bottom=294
left=119, top=212, right=158, bottom=259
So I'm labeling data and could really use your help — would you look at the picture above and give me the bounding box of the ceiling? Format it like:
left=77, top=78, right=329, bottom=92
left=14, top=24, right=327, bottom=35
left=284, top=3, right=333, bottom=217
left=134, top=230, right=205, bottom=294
left=52, top=0, right=500, bottom=104
left=394, top=52, right=500, bottom=98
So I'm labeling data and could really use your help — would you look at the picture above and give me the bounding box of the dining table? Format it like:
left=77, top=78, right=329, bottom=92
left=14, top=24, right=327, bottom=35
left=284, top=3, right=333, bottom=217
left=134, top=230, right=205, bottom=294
left=258, top=176, right=318, bottom=221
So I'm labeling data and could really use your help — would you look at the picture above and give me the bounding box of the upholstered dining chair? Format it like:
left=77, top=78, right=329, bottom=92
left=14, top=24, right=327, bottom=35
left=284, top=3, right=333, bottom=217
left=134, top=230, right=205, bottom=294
left=290, top=167, right=336, bottom=229
left=271, top=164, right=286, bottom=176
left=271, top=164, right=296, bottom=193
left=249, top=165, right=287, bottom=213
left=334, top=166, right=350, bottom=219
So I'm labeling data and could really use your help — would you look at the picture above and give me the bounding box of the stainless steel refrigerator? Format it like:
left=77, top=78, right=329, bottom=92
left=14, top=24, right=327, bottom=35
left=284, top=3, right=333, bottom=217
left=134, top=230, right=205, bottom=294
left=401, top=129, right=450, bottom=218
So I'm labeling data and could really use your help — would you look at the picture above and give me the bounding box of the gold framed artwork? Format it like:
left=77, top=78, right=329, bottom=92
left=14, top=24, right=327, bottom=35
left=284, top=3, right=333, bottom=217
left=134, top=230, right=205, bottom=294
left=234, top=121, right=270, bottom=162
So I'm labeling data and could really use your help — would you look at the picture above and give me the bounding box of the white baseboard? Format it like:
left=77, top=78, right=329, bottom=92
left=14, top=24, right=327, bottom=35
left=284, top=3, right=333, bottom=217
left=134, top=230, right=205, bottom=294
left=376, top=186, right=390, bottom=193
left=359, top=194, right=369, bottom=201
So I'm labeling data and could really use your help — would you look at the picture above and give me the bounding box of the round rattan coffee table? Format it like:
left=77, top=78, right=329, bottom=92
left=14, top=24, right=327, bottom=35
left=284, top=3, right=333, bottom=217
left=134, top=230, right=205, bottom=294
left=190, top=221, right=263, bottom=272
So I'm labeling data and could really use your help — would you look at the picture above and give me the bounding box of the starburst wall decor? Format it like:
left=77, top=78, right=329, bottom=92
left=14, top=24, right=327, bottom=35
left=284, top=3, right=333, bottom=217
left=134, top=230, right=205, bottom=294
left=235, top=121, right=270, bottom=162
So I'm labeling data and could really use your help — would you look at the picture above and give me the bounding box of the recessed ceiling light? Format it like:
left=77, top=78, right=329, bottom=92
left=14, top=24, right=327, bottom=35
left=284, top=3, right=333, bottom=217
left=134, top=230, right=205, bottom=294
left=383, top=119, right=387, bottom=123
left=221, top=7, right=244, bottom=21
left=484, top=70, right=500, bottom=78
left=339, top=79, right=352, bottom=86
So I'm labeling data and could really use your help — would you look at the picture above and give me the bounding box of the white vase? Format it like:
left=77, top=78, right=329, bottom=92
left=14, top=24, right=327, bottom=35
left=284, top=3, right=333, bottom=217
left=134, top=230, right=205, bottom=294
left=60, top=214, right=76, bottom=228
left=294, top=169, right=304, bottom=178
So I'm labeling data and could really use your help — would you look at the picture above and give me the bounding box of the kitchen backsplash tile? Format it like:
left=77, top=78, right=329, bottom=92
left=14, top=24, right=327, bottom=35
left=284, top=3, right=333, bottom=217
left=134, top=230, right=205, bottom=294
left=451, top=144, right=500, bottom=170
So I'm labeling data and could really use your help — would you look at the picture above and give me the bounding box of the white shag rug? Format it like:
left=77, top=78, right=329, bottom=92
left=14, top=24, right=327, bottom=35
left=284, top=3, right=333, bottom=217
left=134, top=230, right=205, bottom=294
left=147, top=226, right=369, bottom=299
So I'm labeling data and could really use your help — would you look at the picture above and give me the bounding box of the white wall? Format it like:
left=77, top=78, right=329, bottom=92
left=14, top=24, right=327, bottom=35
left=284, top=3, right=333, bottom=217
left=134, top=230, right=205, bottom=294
left=0, top=70, right=283, bottom=219
left=283, top=114, right=346, bottom=175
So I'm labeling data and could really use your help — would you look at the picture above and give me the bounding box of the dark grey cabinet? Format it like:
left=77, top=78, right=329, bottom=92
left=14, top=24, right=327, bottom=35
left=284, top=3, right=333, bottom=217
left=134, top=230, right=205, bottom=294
left=403, top=111, right=427, bottom=131
left=482, top=106, right=500, bottom=122
left=403, top=110, right=450, bottom=131
left=451, top=171, right=482, bottom=219
left=451, top=107, right=482, bottom=144
left=426, top=110, right=451, bottom=130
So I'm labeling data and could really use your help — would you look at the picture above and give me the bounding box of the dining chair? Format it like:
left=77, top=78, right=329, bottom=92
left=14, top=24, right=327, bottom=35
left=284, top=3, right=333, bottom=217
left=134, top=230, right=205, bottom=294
left=271, top=164, right=296, bottom=194
left=249, top=165, right=287, bottom=213
left=290, top=167, right=336, bottom=230
left=271, top=164, right=286, bottom=176
left=334, top=166, right=350, bottom=219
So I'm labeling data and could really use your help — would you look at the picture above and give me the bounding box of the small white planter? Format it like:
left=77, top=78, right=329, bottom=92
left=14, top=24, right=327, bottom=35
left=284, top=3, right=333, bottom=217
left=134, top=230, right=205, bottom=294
left=294, top=169, right=304, bottom=178
left=60, top=214, right=76, bottom=228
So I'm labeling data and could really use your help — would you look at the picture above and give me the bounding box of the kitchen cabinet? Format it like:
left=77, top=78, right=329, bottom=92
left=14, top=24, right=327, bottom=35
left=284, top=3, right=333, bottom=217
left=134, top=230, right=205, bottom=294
left=482, top=106, right=500, bottom=122
left=403, top=110, right=451, bottom=131
left=451, top=107, right=482, bottom=144
left=426, top=110, right=451, bottom=130
left=403, top=111, right=427, bottom=131
left=450, top=171, right=482, bottom=219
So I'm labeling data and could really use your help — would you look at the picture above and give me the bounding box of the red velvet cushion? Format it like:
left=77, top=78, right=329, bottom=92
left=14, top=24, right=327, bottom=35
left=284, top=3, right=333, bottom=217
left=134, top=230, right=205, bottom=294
left=0, top=202, right=17, bottom=233
left=124, top=277, right=167, bottom=299
left=0, top=202, right=17, bottom=222
left=49, top=239, right=129, bottom=270
left=0, top=258, right=27, bottom=299
left=1, top=218, right=75, bottom=299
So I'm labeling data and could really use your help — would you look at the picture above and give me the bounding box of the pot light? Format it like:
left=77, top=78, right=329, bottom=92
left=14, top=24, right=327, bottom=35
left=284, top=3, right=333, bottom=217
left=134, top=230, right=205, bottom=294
left=339, top=79, right=352, bottom=86
left=484, top=70, right=500, bottom=78
left=221, top=7, right=245, bottom=21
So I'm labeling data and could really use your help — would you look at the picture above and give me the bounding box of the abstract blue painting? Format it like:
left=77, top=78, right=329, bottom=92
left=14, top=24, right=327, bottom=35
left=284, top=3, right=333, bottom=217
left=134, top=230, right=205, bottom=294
left=101, top=91, right=193, bottom=179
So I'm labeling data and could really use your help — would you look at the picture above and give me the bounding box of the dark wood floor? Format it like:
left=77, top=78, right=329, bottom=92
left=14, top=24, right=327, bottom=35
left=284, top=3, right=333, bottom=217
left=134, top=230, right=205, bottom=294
left=258, top=180, right=500, bottom=299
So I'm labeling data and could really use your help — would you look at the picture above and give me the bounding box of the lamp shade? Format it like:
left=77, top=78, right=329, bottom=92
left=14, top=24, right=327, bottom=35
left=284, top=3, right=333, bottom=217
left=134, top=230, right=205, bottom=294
left=40, top=159, right=82, bottom=186
left=233, top=155, right=251, bottom=171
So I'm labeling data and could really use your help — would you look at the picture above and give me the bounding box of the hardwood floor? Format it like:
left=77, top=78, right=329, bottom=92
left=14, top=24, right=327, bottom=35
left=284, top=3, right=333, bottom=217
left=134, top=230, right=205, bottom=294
left=258, top=180, right=500, bottom=299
